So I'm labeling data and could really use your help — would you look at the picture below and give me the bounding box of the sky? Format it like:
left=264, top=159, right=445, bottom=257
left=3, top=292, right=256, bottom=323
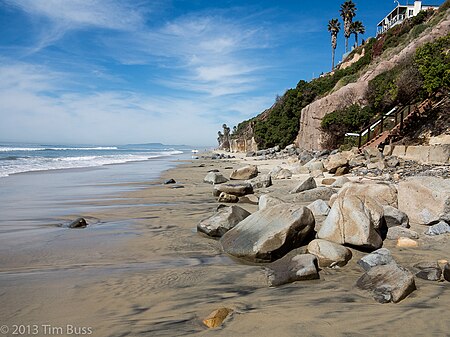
left=0, top=0, right=444, bottom=146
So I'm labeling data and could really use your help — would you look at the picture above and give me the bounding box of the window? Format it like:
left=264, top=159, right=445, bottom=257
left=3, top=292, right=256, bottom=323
left=409, top=9, right=414, bottom=16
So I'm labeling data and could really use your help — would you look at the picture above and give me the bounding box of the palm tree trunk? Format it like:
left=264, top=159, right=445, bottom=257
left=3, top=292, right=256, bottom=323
left=345, top=37, right=348, bottom=53
left=355, top=34, right=358, bottom=47
left=332, top=47, right=335, bottom=70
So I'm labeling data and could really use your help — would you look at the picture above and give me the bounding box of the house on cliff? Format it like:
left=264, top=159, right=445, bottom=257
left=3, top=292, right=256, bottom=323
left=377, top=0, right=440, bottom=35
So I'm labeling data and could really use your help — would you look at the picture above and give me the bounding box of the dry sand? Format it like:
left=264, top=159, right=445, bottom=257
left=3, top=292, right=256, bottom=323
left=0, top=155, right=449, bottom=336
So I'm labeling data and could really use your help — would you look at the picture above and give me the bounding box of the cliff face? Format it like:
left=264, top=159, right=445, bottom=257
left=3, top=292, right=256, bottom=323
left=296, top=15, right=450, bottom=150
left=229, top=137, right=258, bottom=153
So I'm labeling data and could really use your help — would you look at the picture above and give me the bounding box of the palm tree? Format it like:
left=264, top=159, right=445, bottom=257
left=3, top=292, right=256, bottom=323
left=340, top=0, right=357, bottom=53
left=350, top=20, right=365, bottom=47
left=328, top=19, right=341, bottom=70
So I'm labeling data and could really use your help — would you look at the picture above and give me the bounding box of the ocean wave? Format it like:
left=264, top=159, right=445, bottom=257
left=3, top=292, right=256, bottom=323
left=0, top=146, right=119, bottom=152
left=0, top=151, right=184, bottom=177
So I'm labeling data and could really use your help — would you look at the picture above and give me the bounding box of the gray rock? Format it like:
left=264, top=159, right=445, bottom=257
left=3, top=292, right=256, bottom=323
left=294, top=187, right=336, bottom=202
left=330, top=176, right=350, bottom=188
left=318, top=195, right=385, bottom=250
left=230, top=165, right=258, bottom=180
left=357, top=248, right=395, bottom=271
left=218, top=192, right=239, bottom=203
left=311, top=170, right=325, bottom=178
left=248, top=174, right=272, bottom=189
left=386, top=227, right=419, bottom=240
left=307, top=199, right=330, bottom=217
left=308, top=161, right=325, bottom=172
left=425, top=221, right=450, bottom=236
left=204, top=172, right=228, bottom=184
left=265, top=253, right=319, bottom=286
left=258, top=194, right=284, bottom=210
left=324, top=152, right=349, bottom=173
left=348, top=155, right=366, bottom=168
left=383, top=205, right=410, bottom=228
left=197, top=205, right=251, bottom=237
left=220, top=204, right=315, bottom=263
left=238, top=195, right=259, bottom=205
left=412, top=261, right=442, bottom=281
left=386, top=156, right=400, bottom=168
left=213, top=183, right=253, bottom=197
left=398, top=176, right=450, bottom=225
left=68, top=217, right=88, bottom=229
left=273, top=168, right=292, bottom=180
left=334, top=166, right=349, bottom=176
left=338, top=182, right=398, bottom=208
left=307, top=239, right=352, bottom=267
left=444, top=263, right=450, bottom=282
left=356, top=264, right=416, bottom=303
left=164, top=178, right=176, bottom=184
left=290, top=177, right=317, bottom=194
left=298, top=152, right=314, bottom=165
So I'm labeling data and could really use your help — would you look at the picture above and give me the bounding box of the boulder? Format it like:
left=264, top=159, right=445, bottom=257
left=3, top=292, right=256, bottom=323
left=317, top=195, right=384, bottom=250
left=218, top=192, right=239, bottom=203
left=311, top=170, right=325, bottom=178
left=396, top=237, right=418, bottom=248
left=258, top=194, right=285, bottom=210
left=306, top=199, right=330, bottom=217
left=444, top=263, right=450, bottom=282
left=213, top=183, right=253, bottom=197
left=386, top=227, right=419, bottom=240
left=248, top=174, right=272, bottom=189
left=230, top=165, right=258, bottom=180
left=329, top=193, right=338, bottom=207
left=307, top=239, right=352, bottom=267
left=338, top=182, right=398, bottom=207
left=357, top=248, right=395, bottom=271
left=164, top=178, right=176, bottom=184
left=197, top=205, right=251, bottom=237
left=321, top=178, right=336, bottom=186
left=424, top=221, right=450, bottom=236
left=264, top=253, right=319, bottom=286
left=334, top=166, right=350, bottom=176
left=203, top=308, right=233, bottom=328
left=330, top=176, right=350, bottom=188
left=290, top=177, right=317, bottom=194
left=356, top=264, right=416, bottom=303
left=386, top=156, right=400, bottom=168
left=204, top=172, right=228, bottom=184
left=308, top=161, right=325, bottom=172
left=294, top=187, right=336, bottom=202
left=220, top=204, right=315, bottom=263
left=68, top=217, right=88, bottom=229
left=412, top=261, right=442, bottom=281
left=239, top=195, right=259, bottom=205
left=324, top=153, right=349, bottom=173
left=398, top=177, right=450, bottom=225
left=273, top=168, right=292, bottom=180
left=383, top=205, right=410, bottom=228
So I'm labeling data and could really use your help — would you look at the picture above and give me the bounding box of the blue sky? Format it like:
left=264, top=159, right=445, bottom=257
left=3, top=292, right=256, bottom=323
left=0, top=0, right=444, bottom=146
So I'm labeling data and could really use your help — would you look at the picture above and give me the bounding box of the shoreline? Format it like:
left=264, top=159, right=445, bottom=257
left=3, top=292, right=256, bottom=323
left=1, top=153, right=449, bottom=336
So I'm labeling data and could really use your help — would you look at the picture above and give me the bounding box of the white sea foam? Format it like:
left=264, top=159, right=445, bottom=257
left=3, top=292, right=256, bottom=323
left=0, top=146, right=119, bottom=152
left=0, top=151, right=184, bottom=177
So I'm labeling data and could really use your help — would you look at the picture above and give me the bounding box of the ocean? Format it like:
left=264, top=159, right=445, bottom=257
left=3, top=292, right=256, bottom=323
left=0, top=142, right=197, bottom=234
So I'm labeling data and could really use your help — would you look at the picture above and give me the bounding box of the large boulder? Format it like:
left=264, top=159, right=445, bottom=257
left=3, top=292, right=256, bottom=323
left=356, top=264, right=416, bottom=303
left=213, top=183, right=253, bottom=197
left=412, top=261, right=442, bottom=281
left=197, top=205, right=251, bottom=237
left=307, top=239, right=352, bottom=267
left=230, top=165, right=258, bottom=180
left=294, top=187, right=336, bottom=202
left=264, top=253, right=319, bottom=286
left=204, top=172, right=228, bottom=184
left=383, top=205, right=409, bottom=228
left=324, top=152, right=349, bottom=173
left=258, top=194, right=285, bottom=210
left=290, top=177, right=317, bottom=194
left=220, top=204, right=315, bottom=263
left=338, top=182, right=398, bottom=207
left=248, top=174, right=272, bottom=189
left=357, top=248, right=395, bottom=271
left=317, top=195, right=385, bottom=250
left=398, top=177, right=450, bottom=225
left=386, top=226, right=419, bottom=240
left=330, top=176, right=350, bottom=188
left=273, top=168, right=293, bottom=180
left=307, top=199, right=330, bottom=217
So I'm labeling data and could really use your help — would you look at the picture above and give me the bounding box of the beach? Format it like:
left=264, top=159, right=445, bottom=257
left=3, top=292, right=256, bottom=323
left=1, top=153, right=449, bottom=337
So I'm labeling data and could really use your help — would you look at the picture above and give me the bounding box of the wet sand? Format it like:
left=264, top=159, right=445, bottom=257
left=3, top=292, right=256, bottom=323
left=0, top=156, right=449, bottom=337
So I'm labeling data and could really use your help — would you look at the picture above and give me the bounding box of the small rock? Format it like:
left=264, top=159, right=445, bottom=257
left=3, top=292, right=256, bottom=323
left=218, top=192, right=239, bottom=203
left=265, top=253, right=319, bottom=286
left=290, top=177, right=317, bottom=194
left=171, top=185, right=185, bottom=189
left=230, top=165, right=258, bottom=180
left=239, top=195, right=259, bottom=205
left=311, top=170, right=325, bottom=178
left=444, top=263, right=450, bottom=282
left=164, top=178, right=176, bottom=184
left=386, top=156, right=400, bottom=168
left=248, top=174, right=272, bottom=189
left=425, top=221, right=450, bottom=236
left=68, top=217, right=88, bottom=229
left=273, top=168, right=292, bottom=179
left=307, top=239, right=352, bottom=267
left=306, top=199, right=330, bottom=217
left=330, top=176, right=350, bottom=188
left=396, top=237, right=419, bottom=248
left=204, top=172, right=228, bottom=184
left=321, top=178, right=336, bottom=185
left=356, top=264, right=416, bottom=303
left=386, top=227, right=419, bottom=240
left=203, top=308, right=233, bottom=328
left=357, top=248, right=395, bottom=271
left=383, top=205, right=410, bottom=228
left=413, top=261, right=442, bottom=281
left=213, top=183, right=253, bottom=197
left=294, top=187, right=336, bottom=202
left=258, top=194, right=284, bottom=210
left=334, top=166, right=349, bottom=176
left=307, top=161, right=325, bottom=172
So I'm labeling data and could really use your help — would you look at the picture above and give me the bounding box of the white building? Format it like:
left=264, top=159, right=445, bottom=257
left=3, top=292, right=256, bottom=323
left=377, top=1, right=440, bottom=35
